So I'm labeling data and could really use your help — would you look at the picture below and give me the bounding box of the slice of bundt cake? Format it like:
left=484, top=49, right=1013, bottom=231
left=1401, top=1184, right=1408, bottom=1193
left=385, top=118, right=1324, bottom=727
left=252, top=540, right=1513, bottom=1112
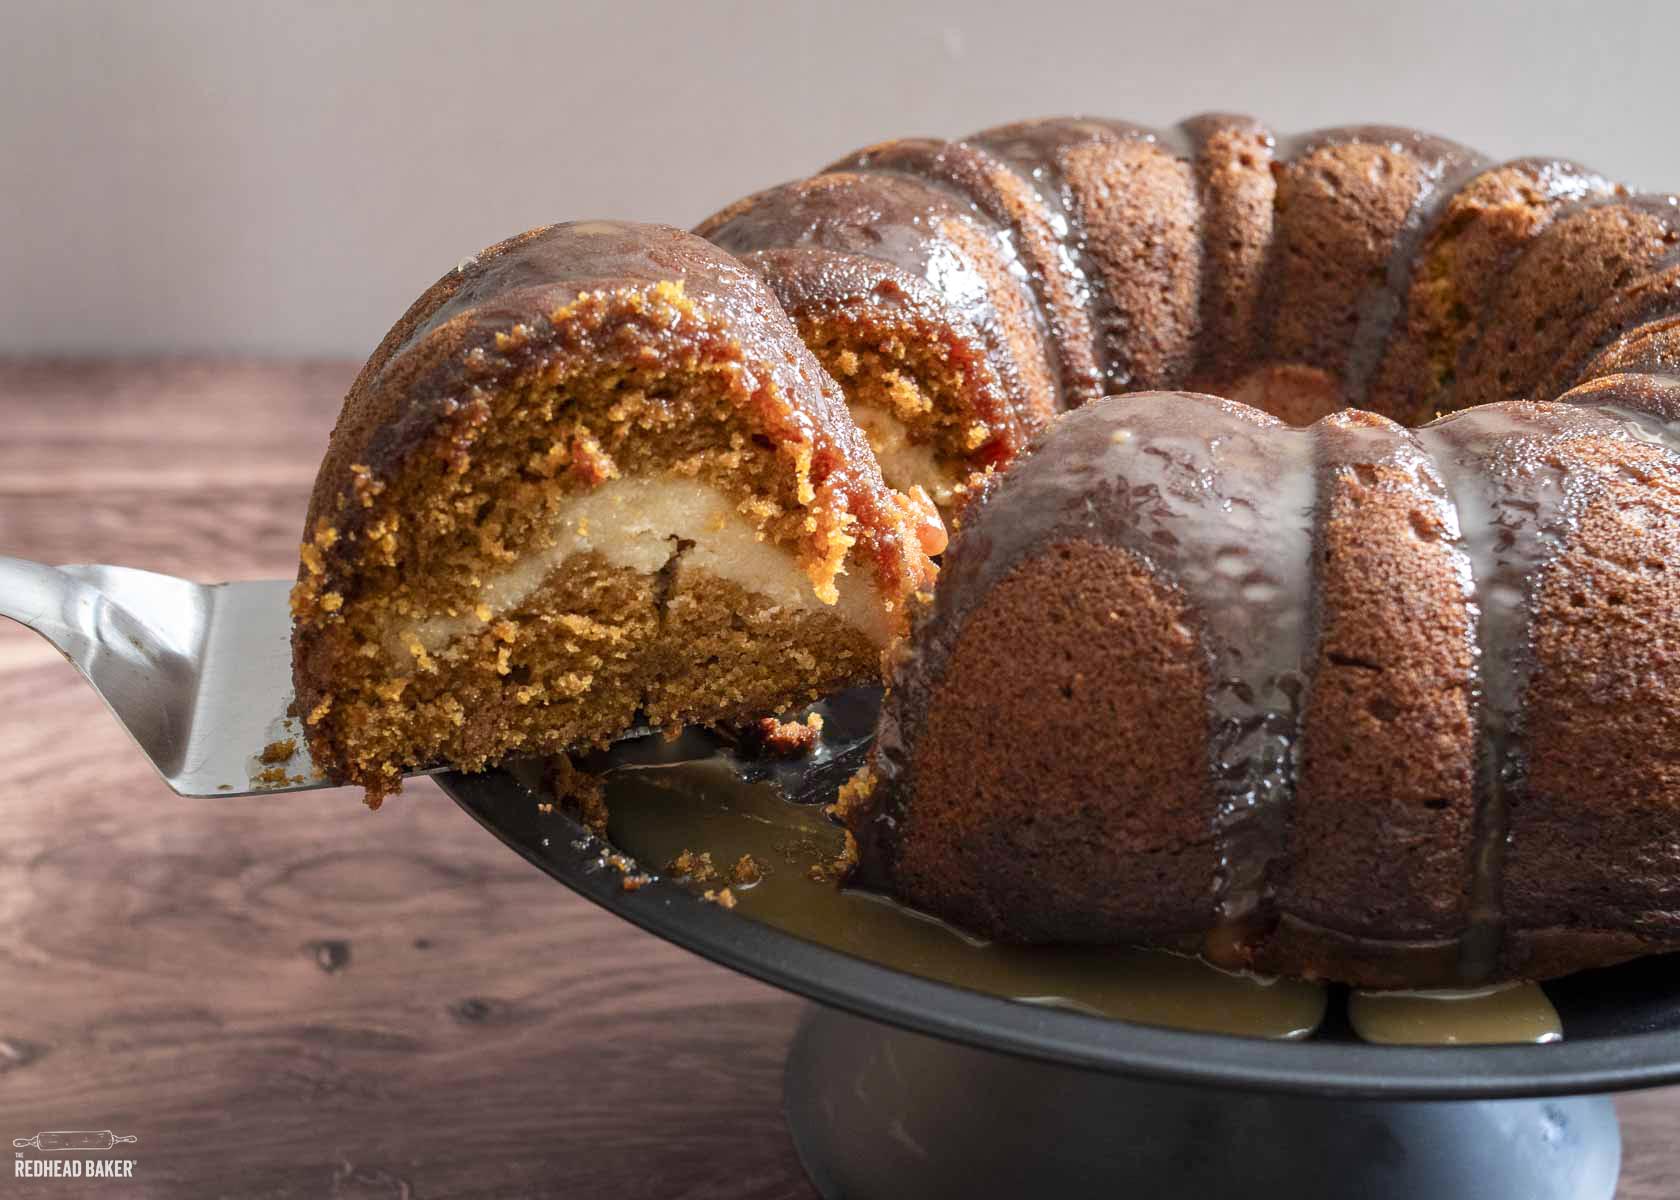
left=292, top=221, right=942, bottom=805
left=840, top=389, right=1680, bottom=989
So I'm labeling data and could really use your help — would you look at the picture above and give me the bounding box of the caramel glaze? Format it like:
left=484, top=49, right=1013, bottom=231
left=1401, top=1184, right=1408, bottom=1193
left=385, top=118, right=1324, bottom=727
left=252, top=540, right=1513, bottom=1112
left=851, top=389, right=1680, bottom=989
left=828, top=136, right=1104, bottom=408
left=1348, top=983, right=1561, bottom=1046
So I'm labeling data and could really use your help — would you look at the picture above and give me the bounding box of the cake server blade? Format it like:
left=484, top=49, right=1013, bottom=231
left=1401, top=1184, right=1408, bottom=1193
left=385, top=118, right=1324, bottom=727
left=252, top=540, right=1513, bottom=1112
left=0, top=554, right=375, bottom=796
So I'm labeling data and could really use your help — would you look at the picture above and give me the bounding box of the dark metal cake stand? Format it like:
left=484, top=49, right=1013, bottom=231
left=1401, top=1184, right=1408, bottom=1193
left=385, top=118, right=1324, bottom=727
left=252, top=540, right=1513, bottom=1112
left=440, top=705, right=1680, bottom=1199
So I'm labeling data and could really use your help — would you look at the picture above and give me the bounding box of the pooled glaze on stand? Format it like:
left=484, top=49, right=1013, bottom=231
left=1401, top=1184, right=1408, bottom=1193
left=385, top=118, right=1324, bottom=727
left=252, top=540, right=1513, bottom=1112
left=579, top=733, right=1568, bottom=1046
left=1349, top=984, right=1562, bottom=1046
left=603, top=757, right=1326, bottom=1039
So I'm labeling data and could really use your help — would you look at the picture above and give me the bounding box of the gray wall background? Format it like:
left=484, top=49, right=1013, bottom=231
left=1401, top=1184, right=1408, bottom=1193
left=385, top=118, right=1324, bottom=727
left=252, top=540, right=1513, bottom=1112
left=4, top=0, right=1677, bottom=358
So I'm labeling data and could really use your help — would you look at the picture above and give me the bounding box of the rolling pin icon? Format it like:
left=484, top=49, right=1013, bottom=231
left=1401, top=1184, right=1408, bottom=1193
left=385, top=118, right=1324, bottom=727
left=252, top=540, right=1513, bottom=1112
left=14, top=1131, right=137, bottom=1152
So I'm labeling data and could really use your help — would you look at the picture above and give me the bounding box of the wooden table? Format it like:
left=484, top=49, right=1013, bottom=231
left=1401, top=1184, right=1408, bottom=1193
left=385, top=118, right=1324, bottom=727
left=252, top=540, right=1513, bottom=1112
left=0, top=361, right=1675, bottom=1198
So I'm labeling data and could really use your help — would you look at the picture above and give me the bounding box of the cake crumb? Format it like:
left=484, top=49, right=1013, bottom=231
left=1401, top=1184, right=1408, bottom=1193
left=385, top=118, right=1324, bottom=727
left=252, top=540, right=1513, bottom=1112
left=259, top=739, right=297, bottom=765
left=603, top=850, right=649, bottom=893
left=255, top=765, right=290, bottom=786
left=702, top=887, right=737, bottom=909
left=547, top=755, right=608, bottom=836
left=666, top=849, right=718, bottom=883
left=732, top=854, right=763, bottom=886
left=809, top=830, right=861, bottom=883
left=818, top=773, right=871, bottom=883
left=831, top=766, right=877, bottom=823
left=746, top=712, right=824, bottom=757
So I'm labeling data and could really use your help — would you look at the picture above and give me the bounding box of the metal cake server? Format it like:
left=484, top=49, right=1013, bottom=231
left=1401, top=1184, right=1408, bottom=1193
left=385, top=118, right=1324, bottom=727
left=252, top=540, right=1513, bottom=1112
left=0, top=554, right=355, bottom=795
left=0, top=554, right=669, bottom=798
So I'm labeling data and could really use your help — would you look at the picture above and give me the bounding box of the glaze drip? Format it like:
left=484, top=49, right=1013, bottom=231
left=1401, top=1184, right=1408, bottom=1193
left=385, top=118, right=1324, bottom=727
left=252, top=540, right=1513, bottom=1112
left=1416, top=403, right=1649, bottom=978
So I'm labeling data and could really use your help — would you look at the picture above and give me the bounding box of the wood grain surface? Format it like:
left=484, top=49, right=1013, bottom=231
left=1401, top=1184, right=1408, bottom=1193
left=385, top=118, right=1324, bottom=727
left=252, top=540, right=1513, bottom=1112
left=0, top=361, right=1676, bottom=1198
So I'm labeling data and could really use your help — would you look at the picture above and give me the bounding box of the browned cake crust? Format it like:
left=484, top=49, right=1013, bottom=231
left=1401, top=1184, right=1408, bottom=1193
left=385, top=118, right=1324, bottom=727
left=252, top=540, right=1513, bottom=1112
left=1283, top=411, right=1477, bottom=947
left=293, top=221, right=940, bottom=804
left=855, top=538, right=1219, bottom=945
left=850, top=390, right=1680, bottom=988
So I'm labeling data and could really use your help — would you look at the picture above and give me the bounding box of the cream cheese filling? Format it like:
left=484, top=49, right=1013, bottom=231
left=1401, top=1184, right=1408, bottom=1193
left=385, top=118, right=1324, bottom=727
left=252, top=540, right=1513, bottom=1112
left=850, top=406, right=967, bottom=509
left=395, top=475, right=890, bottom=659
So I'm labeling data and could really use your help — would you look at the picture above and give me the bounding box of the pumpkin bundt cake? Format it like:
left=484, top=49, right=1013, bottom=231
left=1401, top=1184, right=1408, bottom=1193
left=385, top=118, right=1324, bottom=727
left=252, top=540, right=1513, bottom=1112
left=292, top=222, right=942, bottom=805
left=296, top=113, right=1680, bottom=989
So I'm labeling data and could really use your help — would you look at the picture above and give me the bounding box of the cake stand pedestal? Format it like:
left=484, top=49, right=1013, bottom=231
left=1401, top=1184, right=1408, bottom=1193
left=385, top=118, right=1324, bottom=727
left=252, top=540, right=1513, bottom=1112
left=782, top=1004, right=1621, bottom=1200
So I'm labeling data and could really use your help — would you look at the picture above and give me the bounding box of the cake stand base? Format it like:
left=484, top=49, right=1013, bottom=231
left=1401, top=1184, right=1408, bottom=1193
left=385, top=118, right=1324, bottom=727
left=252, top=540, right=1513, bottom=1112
left=783, top=1004, right=1621, bottom=1199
